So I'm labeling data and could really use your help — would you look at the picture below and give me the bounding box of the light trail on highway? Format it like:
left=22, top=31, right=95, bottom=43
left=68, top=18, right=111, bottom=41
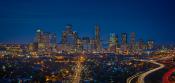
left=130, top=55, right=174, bottom=83
left=126, top=72, right=143, bottom=83
left=137, top=60, right=165, bottom=83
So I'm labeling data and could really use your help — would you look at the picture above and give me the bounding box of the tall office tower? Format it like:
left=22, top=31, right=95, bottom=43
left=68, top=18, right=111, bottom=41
left=115, top=35, right=120, bottom=54
left=82, top=37, right=90, bottom=52
left=90, top=39, right=96, bottom=52
left=36, top=29, right=42, bottom=42
left=115, top=35, right=119, bottom=48
left=130, top=32, right=136, bottom=49
left=35, top=29, right=45, bottom=50
left=49, top=33, right=57, bottom=49
left=109, top=33, right=118, bottom=52
left=147, top=40, right=154, bottom=49
left=121, top=33, right=127, bottom=45
left=61, top=32, right=67, bottom=49
left=76, top=38, right=83, bottom=51
left=138, top=39, right=144, bottom=49
left=95, top=24, right=102, bottom=52
left=43, top=32, right=50, bottom=49
left=121, top=33, right=128, bottom=54
left=35, top=29, right=57, bottom=52
left=61, top=24, right=79, bottom=51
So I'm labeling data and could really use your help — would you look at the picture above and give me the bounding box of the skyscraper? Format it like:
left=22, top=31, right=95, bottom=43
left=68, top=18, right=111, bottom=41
left=61, top=24, right=79, bottom=52
left=130, top=32, right=136, bottom=49
left=121, top=33, right=127, bottom=45
left=90, top=39, right=96, bottom=52
left=82, top=37, right=90, bottom=52
left=115, top=34, right=119, bottom=48
left=95, top=24, right=102, bottom=52
left=49, top=33, right=57, bottom=49
left=121, top=33, right=128, bottom=54
left=35, top=29, right=45, bottom=50
left=109, top=33, right=118, bottom=52
left=138, top=39, right=144, bottom=49
left=147, top=40, right=154, bottom=49
left=35, top=29, right=57, bottom=52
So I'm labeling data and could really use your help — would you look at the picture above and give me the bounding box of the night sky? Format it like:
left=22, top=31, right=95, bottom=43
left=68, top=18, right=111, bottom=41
left=0, top=0, right=175, bottom=44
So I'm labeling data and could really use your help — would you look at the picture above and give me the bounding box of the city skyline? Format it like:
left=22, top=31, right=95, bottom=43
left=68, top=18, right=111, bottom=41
left=0, top=24, right=153, bottom=45
left=0, top=0, right=175, bottom=83
left=0, top=0, right=175, bottom=44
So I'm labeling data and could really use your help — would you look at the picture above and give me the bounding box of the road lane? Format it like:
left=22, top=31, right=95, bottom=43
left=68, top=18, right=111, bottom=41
left=137, top=61, right=165, bottom=83
left=126, top=72, right=142, bottom=83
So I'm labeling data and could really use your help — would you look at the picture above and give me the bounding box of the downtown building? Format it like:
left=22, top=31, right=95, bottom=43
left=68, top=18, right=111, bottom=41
left=108, top=33, right=119, bottom=53
left=29, top=29, right=57, bottom=54
left=60, top=24, right=102, bottom=53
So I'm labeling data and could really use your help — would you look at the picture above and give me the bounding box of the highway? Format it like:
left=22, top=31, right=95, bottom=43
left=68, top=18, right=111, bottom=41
left=127, top=55, right=174, bottom=83
left=126, top=72, right=142, bottom=83
left=137, top=60, right=165, bottom=83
